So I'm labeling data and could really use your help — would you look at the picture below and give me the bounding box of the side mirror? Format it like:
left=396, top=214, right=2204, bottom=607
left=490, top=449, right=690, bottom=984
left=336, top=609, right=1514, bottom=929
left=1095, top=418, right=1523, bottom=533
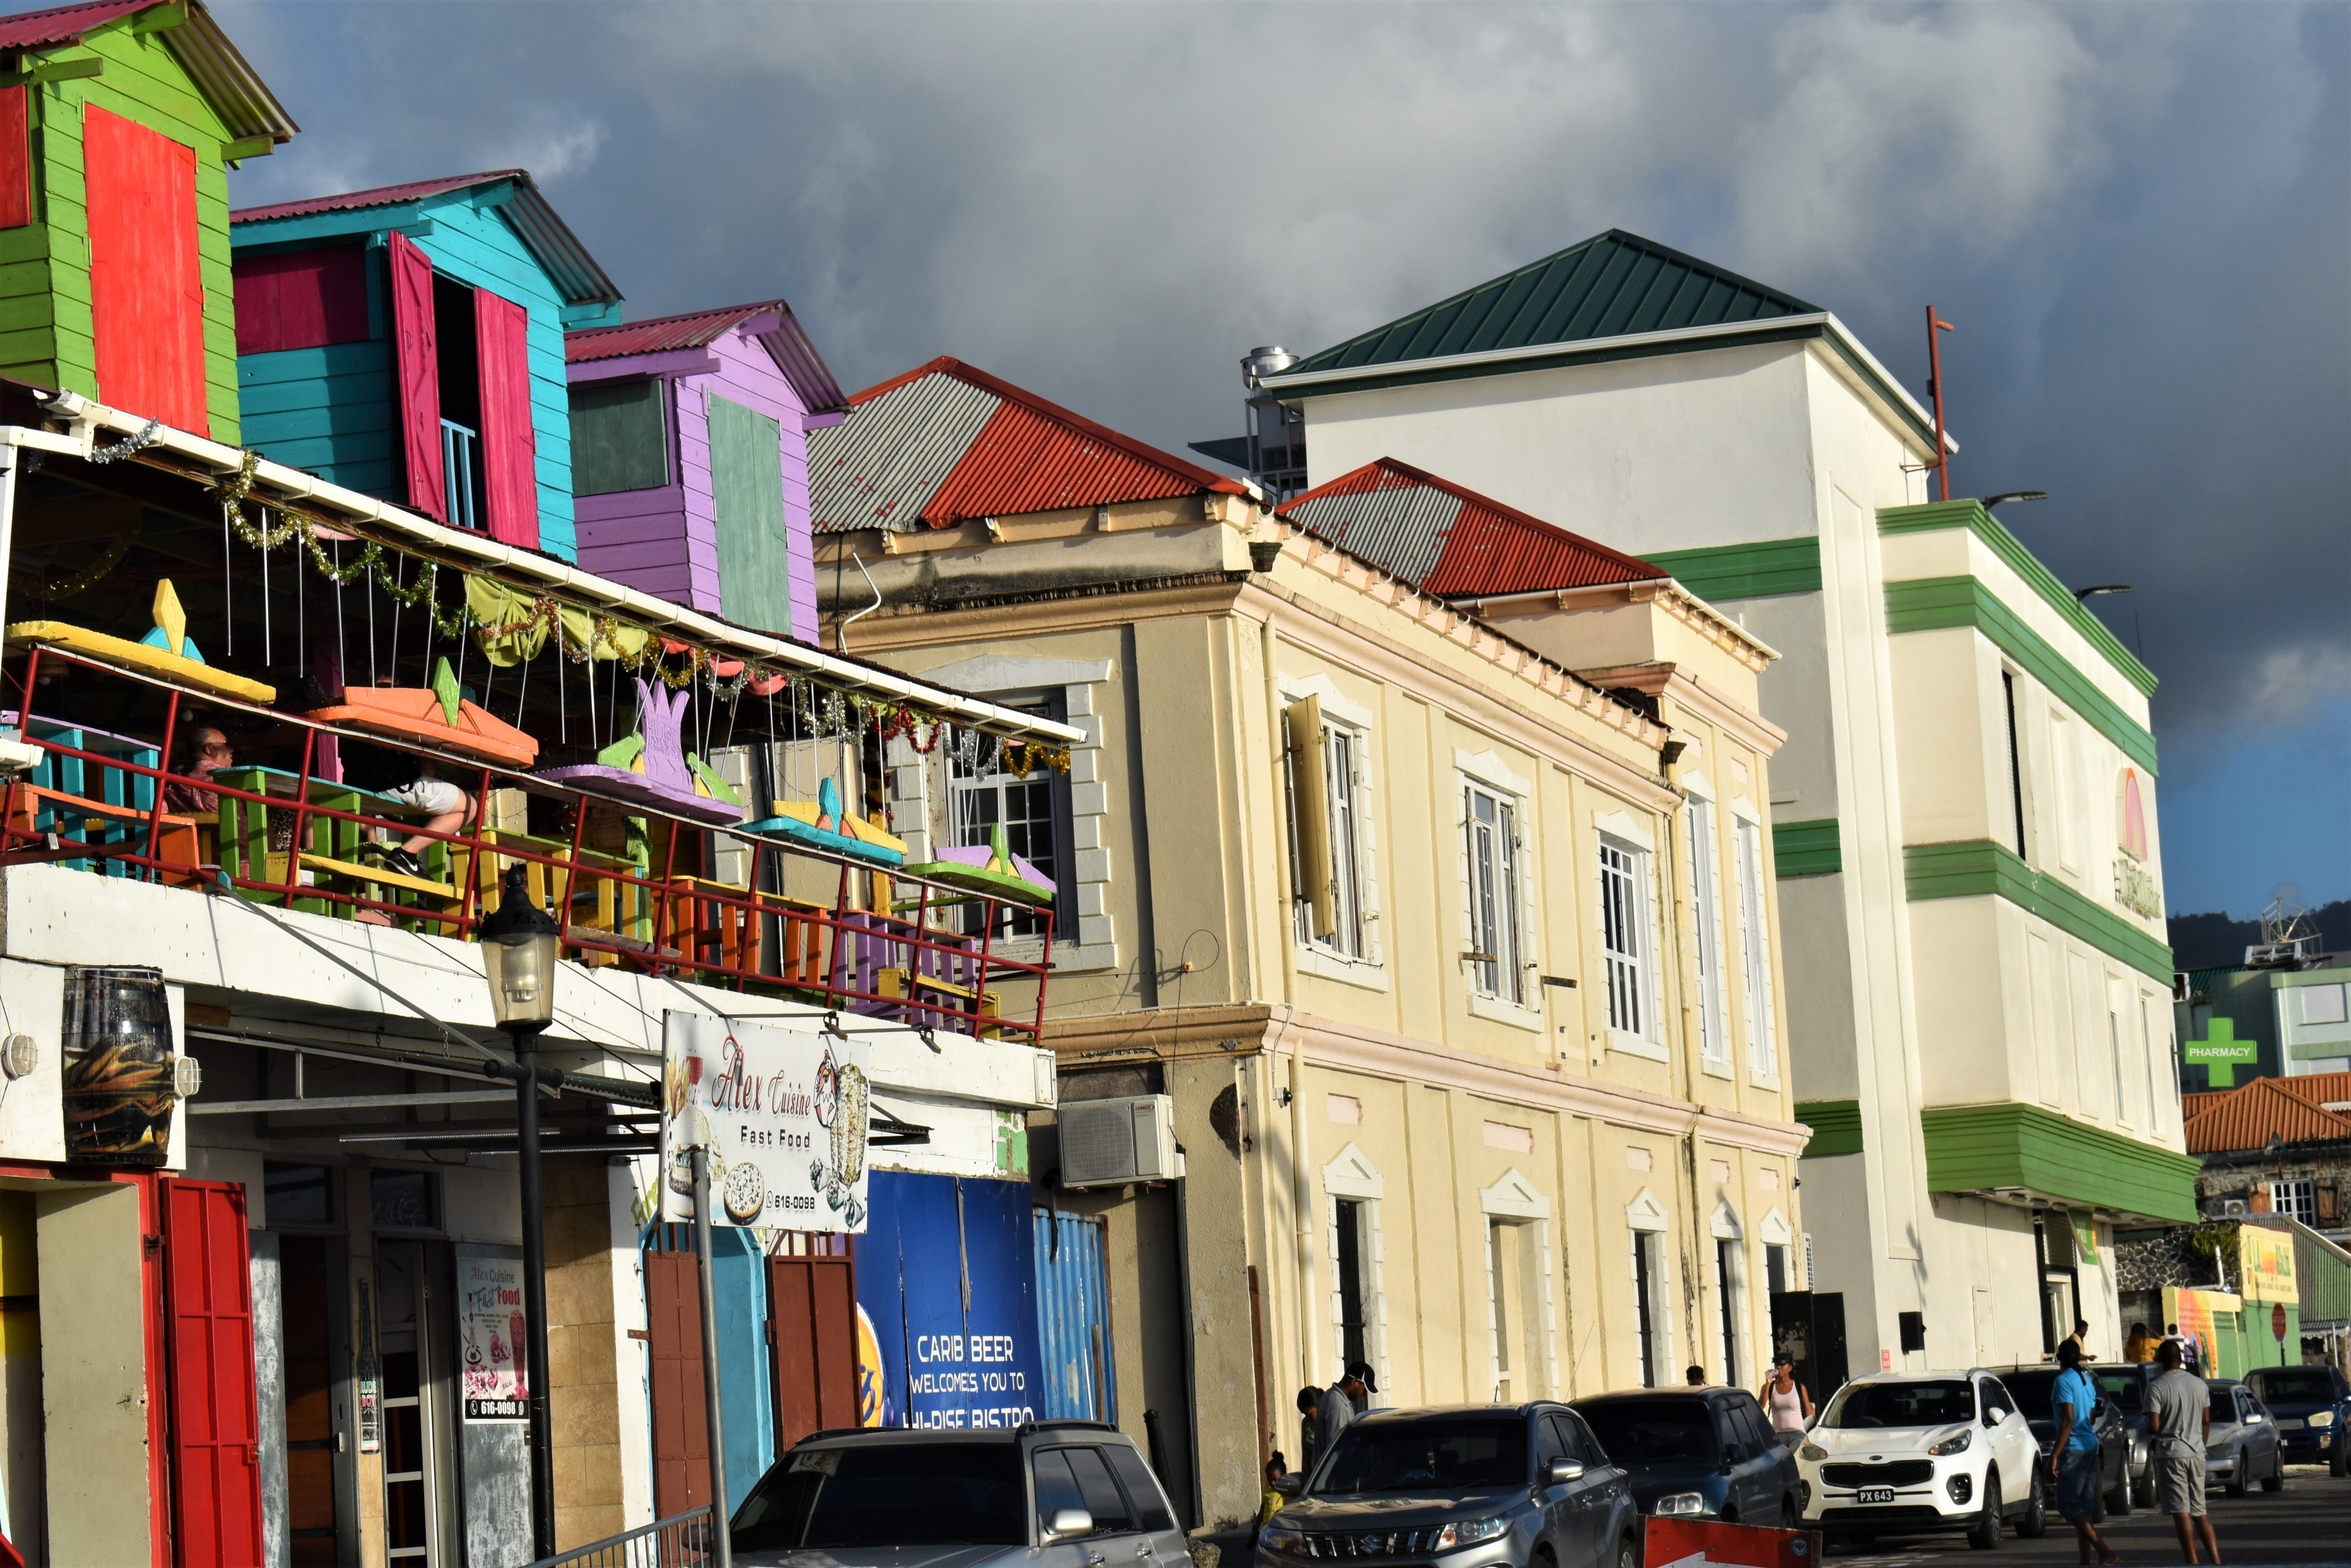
left=1047, top=1509, right=1094, bottom=1541
left=1985, top=1407, right=2007, bottom=1426
left=2246, top=1412, right=2263, bottom=1425
left=1272, top=1475, right=1304, bottom=1497
left=1546, top=1457, right=1586, bottom=1486
left=1721, top=1443, right=1746, bottom=1469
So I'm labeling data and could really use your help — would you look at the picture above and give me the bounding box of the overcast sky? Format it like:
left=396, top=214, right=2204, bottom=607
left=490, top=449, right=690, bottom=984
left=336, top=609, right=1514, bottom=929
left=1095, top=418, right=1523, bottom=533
left=215, top=1, right=2349, bottom=918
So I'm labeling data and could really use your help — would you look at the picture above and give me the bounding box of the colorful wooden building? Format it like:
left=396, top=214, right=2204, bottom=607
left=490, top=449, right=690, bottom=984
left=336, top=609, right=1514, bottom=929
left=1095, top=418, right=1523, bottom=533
left=231, top=169, right=622, bottom=561
left=0, top=0, right=296, bottom=442
left=564, top=301, right=846, bottom=641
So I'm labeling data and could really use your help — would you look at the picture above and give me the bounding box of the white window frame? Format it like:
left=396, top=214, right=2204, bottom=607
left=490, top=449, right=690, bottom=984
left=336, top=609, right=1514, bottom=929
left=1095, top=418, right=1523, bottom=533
left=1733, top=806, right=1778, bottom=1084
left=1323, top=1143, right=1390, bottom=1394
left=1480, top=1169, right=1557, bottom=1402
left=2270, top=1179, right=2317, bottom=1228
left=1685, top=785, right=1731, bottom=1075
left=2051, top=707, right=2082, bottom=875
left=1710, top=1199, right=1748, bottom=1388
left=1283, top=679, right=1383, bottom=983
left=1598, top=820, right=1663, bottom=1058
left=1627, top=1186, right=1674, bottom=1389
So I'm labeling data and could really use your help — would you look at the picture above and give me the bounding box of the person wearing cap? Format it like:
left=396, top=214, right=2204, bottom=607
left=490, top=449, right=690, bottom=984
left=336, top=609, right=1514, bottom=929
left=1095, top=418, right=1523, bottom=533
left=1760, top=1352, right=1812, bottom=1445
left=2050, top=1339, right=2121, bottom=1565
left=1311, top=1362, right=1374, bottom=1473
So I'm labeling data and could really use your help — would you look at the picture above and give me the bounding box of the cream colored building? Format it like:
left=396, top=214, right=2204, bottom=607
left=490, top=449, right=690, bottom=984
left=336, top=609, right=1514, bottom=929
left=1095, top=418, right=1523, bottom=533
left=810, top=362, right=1808, bottom=1529
left=1259, top=228, right=2198, bottom=1385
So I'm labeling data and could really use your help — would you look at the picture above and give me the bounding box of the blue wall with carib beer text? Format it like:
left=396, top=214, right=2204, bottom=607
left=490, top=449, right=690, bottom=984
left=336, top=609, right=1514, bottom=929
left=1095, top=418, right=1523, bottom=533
left=855, top=1172, right=1042, bottom=1428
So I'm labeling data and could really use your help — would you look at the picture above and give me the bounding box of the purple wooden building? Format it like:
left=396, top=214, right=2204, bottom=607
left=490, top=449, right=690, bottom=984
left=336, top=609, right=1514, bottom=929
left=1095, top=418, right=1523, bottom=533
left=565, top=300, right=848, bottom=641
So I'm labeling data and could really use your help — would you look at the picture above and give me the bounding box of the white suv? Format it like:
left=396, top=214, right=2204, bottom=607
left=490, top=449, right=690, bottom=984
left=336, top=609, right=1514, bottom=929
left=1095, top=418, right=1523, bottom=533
left=1795, top=1369, right=2046, bottom=1549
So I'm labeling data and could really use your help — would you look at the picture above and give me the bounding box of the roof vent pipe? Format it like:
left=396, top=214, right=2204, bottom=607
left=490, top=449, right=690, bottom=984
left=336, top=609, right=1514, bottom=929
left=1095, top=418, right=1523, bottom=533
left=1242, top=347, right=1296, bottom=390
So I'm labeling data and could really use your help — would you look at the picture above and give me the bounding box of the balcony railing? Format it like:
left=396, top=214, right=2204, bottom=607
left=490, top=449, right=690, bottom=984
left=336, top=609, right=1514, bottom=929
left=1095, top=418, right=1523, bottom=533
left=0, top=644, right=1052, bottom=1042
left=442, top=419, right=479, bottom=530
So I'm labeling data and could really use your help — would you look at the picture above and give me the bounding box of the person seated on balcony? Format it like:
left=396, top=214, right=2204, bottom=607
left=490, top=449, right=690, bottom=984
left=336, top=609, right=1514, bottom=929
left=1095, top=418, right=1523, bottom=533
left=373, top=761, right=476, bottom=880
left=162, top=727, right=232, bottom=815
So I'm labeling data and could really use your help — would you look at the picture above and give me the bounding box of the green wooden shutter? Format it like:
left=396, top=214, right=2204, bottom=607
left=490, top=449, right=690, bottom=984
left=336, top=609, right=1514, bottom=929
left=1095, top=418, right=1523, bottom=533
left=708, top=394, right=791, bottom=634
left=569, top=378, right=669, bottom=496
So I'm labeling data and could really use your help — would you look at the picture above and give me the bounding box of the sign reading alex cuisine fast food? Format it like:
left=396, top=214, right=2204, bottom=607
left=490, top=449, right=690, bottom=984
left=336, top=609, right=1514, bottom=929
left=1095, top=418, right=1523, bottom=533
left=660, top=1012, right=871, bottom=1232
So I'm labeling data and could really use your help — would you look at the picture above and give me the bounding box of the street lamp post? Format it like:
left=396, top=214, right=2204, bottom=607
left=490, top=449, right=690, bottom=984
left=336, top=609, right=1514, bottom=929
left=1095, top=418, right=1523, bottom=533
left=481, top=865, right=561, bottom=1561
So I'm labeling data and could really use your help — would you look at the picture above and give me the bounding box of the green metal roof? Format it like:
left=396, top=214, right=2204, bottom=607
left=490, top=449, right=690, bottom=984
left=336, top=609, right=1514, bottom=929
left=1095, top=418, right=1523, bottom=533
left=1289, top=229, right=1821, bottom=376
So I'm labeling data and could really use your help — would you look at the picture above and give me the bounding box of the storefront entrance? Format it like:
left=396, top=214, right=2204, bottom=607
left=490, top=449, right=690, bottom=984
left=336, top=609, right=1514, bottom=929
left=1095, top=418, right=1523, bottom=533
left=376, top=1240, right=459, bottom=1565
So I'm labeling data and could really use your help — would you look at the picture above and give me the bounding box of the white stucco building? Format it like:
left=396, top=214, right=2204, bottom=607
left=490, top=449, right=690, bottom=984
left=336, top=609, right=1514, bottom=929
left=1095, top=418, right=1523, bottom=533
left=1259, top=229, right=2198, bottom=1379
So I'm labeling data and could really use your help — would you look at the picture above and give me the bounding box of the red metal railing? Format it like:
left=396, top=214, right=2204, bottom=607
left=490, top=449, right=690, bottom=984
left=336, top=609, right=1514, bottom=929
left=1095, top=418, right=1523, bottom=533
left=0, top=644, right=1054, bottom=1042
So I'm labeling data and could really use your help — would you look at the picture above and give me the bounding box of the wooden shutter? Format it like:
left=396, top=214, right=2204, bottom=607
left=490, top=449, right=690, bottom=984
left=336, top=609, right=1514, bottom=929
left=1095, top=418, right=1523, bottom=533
left=1285, top=696, right=1335, bottom=938
left=644, top=1249, right=710, bottom=1517
left=2319, top=1179, right=2340, bottom=1227
left=768, top=1255, right=858, bottom=1450
left=475, top=288, right=539, bottom=549
left=161, top=1178, right=265, bottom=1568
left=85, top=106, right=206, bottom=433
left=710, top=394, right=791, bottom=633
left=232, top=247, right=369, bottom=356
left=386, top=231, right=443, bottom=519
left=0, top=86, right=27, bottom=230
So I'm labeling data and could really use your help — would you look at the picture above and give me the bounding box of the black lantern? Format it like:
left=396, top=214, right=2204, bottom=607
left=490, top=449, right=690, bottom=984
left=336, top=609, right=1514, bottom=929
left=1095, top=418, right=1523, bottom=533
left=480, top=866, right=559, bottom=1035
left=481, top=864, right=559, bottom=1556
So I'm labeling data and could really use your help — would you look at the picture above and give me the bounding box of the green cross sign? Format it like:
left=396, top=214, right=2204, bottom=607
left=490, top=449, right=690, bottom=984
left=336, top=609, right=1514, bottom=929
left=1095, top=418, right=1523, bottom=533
left=2183, top=1017, right=2258, bottom=1086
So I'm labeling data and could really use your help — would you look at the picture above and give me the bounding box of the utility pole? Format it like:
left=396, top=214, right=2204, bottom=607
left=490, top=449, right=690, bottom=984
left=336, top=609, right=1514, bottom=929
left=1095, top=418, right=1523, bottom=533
left=1925, top=306, right=1954, bottom=501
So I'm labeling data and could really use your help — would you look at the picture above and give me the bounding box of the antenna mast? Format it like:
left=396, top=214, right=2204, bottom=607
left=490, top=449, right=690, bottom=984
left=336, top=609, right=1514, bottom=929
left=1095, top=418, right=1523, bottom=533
left=1925, top=306, right=1954, bottom=501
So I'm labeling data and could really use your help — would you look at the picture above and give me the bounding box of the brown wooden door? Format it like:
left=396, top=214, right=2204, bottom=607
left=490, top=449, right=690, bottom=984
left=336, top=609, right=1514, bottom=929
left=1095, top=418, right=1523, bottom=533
left=768, top=1256, right=858, bottom=1451
left=644, top=1250, right=710, bottom=1517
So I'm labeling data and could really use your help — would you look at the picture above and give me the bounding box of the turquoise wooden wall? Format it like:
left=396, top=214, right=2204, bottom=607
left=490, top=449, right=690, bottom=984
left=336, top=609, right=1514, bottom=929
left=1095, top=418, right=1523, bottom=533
left=235, top=183, right=615, bottom=561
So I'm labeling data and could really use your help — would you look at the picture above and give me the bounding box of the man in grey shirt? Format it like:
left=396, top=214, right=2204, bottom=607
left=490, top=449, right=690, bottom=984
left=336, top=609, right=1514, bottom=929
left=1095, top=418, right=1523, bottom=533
left=1311, top=1363, right=1373, bottom=1474
left=2146, top=1339, right=2218, bottom=1563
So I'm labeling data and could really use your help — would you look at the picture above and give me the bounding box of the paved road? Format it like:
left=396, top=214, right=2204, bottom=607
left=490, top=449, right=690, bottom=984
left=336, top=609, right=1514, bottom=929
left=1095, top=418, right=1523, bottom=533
left=1827, top=1465, right=2351, bottom=1567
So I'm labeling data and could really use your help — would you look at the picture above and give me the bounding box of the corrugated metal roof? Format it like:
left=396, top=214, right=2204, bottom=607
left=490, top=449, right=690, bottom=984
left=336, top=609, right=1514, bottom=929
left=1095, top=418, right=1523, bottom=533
left=1279, top=457, right=1663, bottom=599
left=233, top=169, right=618, bottom=305
left=810, top=366, right=1001, bottom=533
left=0, top=0, right=296, bottom=143
left=2183, top=1076, right=2351, bottom=1155
left=565, top=299, right=847, bottom=415
left=2280, top=1071, right=2351, bottom=1109
left=810, top=357, right=1243, bottom=534
left=1289, top=229, right=1820, bottom=377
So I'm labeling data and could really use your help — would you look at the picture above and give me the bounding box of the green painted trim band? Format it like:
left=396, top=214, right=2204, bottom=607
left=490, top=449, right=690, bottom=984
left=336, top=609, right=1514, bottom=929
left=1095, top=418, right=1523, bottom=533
left=1921, top=1101, right=2200, bottom=1223
left=1796, top=1099, right=1864, bottom=1158
left=1905, top=838, right=2173, bottom=983
left=1884, top=576, right=2158, bottom=774
left=1646, top=536, right=1822, bottom=601
left=1879, top=500, right=2157, bottom=696
left=1773, top=818, right=1842, bottom=878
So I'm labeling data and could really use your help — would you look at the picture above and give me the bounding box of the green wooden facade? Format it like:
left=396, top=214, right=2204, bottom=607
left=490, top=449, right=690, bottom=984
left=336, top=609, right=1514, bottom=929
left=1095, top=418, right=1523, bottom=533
left=0, top=4, right=293, bottom=441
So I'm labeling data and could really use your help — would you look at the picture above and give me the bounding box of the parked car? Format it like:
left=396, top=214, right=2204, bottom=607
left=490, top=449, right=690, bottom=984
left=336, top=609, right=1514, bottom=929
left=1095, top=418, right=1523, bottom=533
left=1260, top=1404, right=1642, bottom=1568
left=1793, top=1369, right=2046, bottom=1549
left=2204, top=1379, right=2286, bottom=1497
left=1570, top=1388, right=1805, bottom=1528
left=2092, top=1363, right=2159, bottom=1506
left=2244, top=1363, right=2351, bottom=1476
left=1985, top=1364, right=2133, bottom=1518
left=728, top=1420, right=1189, bottom=1568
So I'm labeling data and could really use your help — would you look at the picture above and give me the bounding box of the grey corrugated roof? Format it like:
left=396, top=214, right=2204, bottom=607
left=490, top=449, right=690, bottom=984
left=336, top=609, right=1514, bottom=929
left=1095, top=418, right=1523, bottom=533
left=810, top=370, right=1001, bottom=533
left=1283, top=482, right=1460, bottom=586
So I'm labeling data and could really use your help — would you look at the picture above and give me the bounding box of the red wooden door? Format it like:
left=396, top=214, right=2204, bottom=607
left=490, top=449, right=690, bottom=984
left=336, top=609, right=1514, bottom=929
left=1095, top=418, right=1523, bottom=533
left=474, top=289, right=539, bottom=549
left=768, top=1255, right=858, bottom=1450
left=387, top=230, right=444, bottom=519
left=644, top=1249, right=710, bottom=1517
left=160, top=1179, right=264, bottom=1567
left=85, top=106, right=206, bottom=433
left=0, top=86, right=29, bottom=230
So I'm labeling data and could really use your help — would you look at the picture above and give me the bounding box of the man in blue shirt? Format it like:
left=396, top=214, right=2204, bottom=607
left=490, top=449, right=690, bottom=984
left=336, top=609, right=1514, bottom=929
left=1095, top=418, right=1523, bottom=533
left=2050, top=1340, right=2120, bottom=1565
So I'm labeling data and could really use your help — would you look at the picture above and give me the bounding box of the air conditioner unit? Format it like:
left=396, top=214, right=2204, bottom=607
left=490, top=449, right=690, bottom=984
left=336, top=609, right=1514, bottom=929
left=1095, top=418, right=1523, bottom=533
left=1059, top=1094, right=1182, bottom=1187
left=2222, top=1199, right=2249, bottom=1218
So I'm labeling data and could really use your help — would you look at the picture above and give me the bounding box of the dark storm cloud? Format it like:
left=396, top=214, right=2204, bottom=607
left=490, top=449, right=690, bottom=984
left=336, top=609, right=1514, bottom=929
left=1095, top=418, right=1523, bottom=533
left=212, top=1, right=2349, bottom=908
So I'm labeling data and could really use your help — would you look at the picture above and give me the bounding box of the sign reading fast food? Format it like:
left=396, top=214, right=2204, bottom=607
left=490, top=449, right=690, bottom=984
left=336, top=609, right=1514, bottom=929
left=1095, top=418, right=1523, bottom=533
left=660, top=1012, right=871, bottom=1232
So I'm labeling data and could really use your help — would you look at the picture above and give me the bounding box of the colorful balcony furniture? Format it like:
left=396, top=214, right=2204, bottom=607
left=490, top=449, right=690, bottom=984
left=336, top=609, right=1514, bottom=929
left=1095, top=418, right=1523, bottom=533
left=6, top=580, right=276, bottom=706
left=305, top=657, right=539, bottom=767
left=740, top=777, right=905, bottom=868
left=898, top=821, right=1054, bottom=905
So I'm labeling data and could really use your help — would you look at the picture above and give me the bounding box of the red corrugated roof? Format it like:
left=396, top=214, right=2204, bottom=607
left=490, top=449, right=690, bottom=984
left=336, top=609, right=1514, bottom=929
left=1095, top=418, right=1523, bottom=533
left=820, top=357, right=1243, bottom=531
left=566, top=302, right=773, bottom=363
left=2183, top=1076, right=2351, bottom=1155
left=231, top=169, right=526, bottom=226
left=2279, top=1071, right=2351, bottom=1108
left=0, top=0, right=149, bottom=52
left=1280, top=457, right=1664, bottom=599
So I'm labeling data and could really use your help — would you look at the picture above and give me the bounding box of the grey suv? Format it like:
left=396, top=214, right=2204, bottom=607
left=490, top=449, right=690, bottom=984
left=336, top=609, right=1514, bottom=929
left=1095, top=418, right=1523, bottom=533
left=1260, top=1405, right=1641, bottom=1568
left=729, top=1422, right=1188, bottom=1568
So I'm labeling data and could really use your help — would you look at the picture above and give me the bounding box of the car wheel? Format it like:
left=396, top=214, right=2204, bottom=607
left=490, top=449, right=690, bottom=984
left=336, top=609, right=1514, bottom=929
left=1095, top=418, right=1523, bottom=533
left=1967, top=1472, right=2002, bottom=1551
left=2132, top=1463, right=2156, bottom=1507
left=2225, top=1456, right=2249, bottom=1499
left=1615, top=1535, right=1637, bottom=1568
left=2261, top=1449, right=2285, bottom=1493
left=2015, top=1483, right=2048, bottom=1539
left=2106, top=1453, right=2133, bottom=1516
left=2090, top=1473, right=2106, bottom=1524
left=2333, top=1435, right=2349, bottom=1480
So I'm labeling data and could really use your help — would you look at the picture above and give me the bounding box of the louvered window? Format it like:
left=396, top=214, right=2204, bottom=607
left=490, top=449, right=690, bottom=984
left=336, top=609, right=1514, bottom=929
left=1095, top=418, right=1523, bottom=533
left=1600, top=837, right=1651, bottom=1039
left=1736, top=817, right=1777, bottom=1078
left=1464, top=782, right=1523, bottom=1002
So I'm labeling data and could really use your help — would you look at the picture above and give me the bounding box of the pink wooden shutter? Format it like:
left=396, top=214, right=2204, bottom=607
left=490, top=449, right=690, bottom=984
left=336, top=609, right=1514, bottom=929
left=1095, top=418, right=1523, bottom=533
left=475, top=289, right=540, bottom=549
left=387, top=232, right=444, bottom=520
left=161, top=1179, right=265, bottom=1568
